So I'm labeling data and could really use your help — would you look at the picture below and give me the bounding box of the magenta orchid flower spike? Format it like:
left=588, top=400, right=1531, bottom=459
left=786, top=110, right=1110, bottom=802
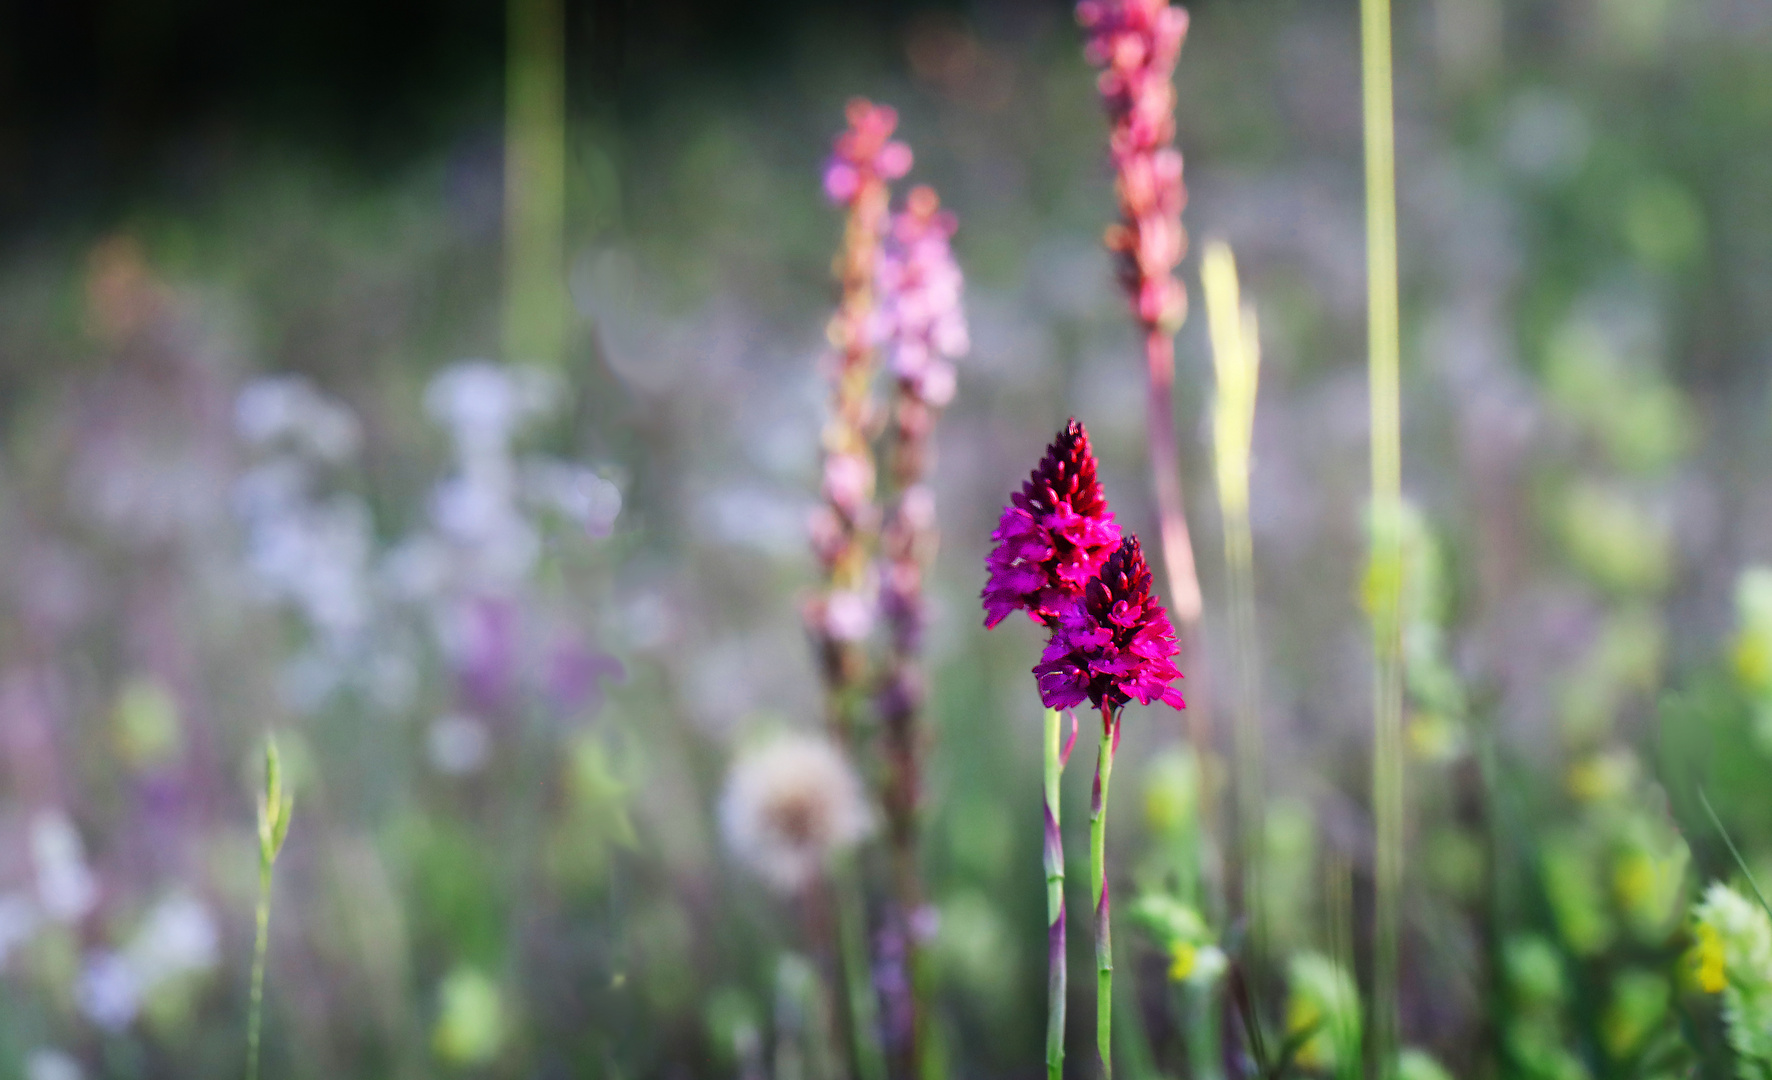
left=1034, top=534, right=1186, bottom=716
left=982, top=419, right=1123, bottom=629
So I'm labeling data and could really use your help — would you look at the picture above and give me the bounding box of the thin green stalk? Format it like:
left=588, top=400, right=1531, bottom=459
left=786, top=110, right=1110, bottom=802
left=835, top=862, right=887, bottom=1080
left=1091, top=708, right=1120, bottom=1079
left=1044, top=707, right=1071, bottom=1080
left=503, top=0, right=567, bottom=368
left=1326, top=855, right=1361, bottom=1080
left=1699, top=788, right=1772, bottom=919
left=246, top=863, right=271, bottom=1080
left=249, top=738, right=294, bottom=1080
left=1359, top=0, right=1404, bottom=1063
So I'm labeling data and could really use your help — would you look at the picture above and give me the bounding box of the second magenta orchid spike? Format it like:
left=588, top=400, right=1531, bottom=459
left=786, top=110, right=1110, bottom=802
left=1035, top=534, right=1184, bottom=1080
left=1034, top=535, right=1187, bottom=715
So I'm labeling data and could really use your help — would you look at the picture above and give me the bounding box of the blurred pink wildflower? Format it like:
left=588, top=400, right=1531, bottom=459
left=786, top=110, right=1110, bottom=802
left=1078, top=0, right=1190, bottom=334
left=823, top=100, right=913, bottom=206
left=875, top=185, right=967, bottom=412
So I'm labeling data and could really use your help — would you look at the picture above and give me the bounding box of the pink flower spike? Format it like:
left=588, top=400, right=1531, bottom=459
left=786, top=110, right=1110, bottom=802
left=876, top=185, right=968, bottom=402
left=824, top=98, right=915, bottom=209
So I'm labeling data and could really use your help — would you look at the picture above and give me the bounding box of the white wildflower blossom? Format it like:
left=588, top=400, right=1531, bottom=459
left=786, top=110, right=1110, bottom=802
left=0, top=892, right=41, bottom=969
left=77, top=952, right=138, bottom=1031
left=235, top=376, right=361, bottom=463
left=31, top=811, right=97, bottom=923
left=124, top=891, right=219, bottom=989
left=25, top=1049, right=83, bottom=1080
left=720, top=734, right=873, bottom=894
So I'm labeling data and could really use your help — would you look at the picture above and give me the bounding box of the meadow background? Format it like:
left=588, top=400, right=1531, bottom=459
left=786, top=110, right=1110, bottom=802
left=1, top=0, right=1771, bottom=1077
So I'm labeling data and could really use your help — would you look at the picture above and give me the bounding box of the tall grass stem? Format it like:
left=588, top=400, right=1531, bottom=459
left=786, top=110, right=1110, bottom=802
left=1358, top=0, right=1405, bottom=1066
left=246, top=863, right=272, bottom=1080
left=502, top=0, right=567, bottom=368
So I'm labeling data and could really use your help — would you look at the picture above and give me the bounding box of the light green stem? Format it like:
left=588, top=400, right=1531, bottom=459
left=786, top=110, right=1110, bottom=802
left=247, top=861, right=272, bottom=1080
left=1091, top=715, right=1117, bottom=1079
left=1043, top=707, right=1068, bottom=1080
left=503, top=0, right=567, bottom=369
left=1226, top=510, right=1265, bottom=966
left=835, top=864, right=887, bottom=1080
left=1359, top=0, right=1404, bottom=1066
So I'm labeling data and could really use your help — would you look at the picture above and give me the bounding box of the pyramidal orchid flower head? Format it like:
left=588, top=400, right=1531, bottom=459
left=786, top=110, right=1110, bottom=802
left=1033, top=535, right=1185, bottom=715
left=982, top=419, right=1122, bottom=629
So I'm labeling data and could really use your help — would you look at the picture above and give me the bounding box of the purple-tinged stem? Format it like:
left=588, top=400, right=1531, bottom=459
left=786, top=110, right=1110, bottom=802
left=1044, top=707, right=1077, bottom=1080
left=1091, top=704, right=1121, bottom=1079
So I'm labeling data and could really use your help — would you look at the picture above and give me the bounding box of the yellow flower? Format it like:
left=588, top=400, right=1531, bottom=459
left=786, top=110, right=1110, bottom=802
left=1734, top=632, right=1772, bottom=695
left=1687, top=923, right=1727, bottom=994
left=1288, top=998, right=1326, bottom=1069
left=1613, top=851, right=1655, bottom=911
left=1168, top=941, right=1197, bottom=982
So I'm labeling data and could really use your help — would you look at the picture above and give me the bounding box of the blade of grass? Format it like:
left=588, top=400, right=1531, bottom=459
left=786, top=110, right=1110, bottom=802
left=1358, top=0, right=1405, bottom=1067
left=1698, top=786, right=1772, bottom=919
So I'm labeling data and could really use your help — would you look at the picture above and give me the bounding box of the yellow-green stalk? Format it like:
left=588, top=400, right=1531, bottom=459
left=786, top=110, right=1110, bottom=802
left=1358, top=0, right=1405, bottom=1067
left=503, top=0, right=567, bottom=368
left=1202, top=241, right=1266, bottom=963
left=248, top=737, right=295, bottom=1080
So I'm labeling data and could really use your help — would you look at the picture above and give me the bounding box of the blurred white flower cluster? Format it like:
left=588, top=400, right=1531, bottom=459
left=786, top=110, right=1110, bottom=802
left=233, top=362, right=624, bottom=771
left=78, top=891, right=220, bottom=1031
left=0, top=808, right=219, bottom=1037
left=0, top=810, right=103, bottom=974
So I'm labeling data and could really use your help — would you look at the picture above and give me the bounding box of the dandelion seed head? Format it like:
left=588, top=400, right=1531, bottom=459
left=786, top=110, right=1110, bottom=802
left=720, top=734, right=873, bottom=894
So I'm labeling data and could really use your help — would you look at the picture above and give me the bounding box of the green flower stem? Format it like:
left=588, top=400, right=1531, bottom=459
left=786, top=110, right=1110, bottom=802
left=246, top=860, right=272, bottom=1080
left=249, top=738, right=292, bottom=1080
left=834, top=861, right=887, bottom=1080
left=1044, top=707, right=1072, bottom=1080
left=1091, top=707, right=1120, bottom=1079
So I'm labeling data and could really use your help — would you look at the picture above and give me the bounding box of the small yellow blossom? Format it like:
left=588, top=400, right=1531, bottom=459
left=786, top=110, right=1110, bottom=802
left=1168, top=941, right=1196, bottom=982
left=1288, top=998, right=1326, bottom=1069
left=1687, top=922, right=1727, bottom=994
left=1734, top=633, right=1772, bottom=695
left=1613, top=851, right=1655, bottom=912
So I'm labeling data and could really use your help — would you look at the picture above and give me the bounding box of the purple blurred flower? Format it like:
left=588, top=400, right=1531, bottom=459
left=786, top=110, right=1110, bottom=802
left=981, top=420, right=1122, bottom=629
left=450, top=595, right=519, bottom=714
left=1033, top=535, right=1185, bottom=714
left=545, top=636, right=625, bottom=716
